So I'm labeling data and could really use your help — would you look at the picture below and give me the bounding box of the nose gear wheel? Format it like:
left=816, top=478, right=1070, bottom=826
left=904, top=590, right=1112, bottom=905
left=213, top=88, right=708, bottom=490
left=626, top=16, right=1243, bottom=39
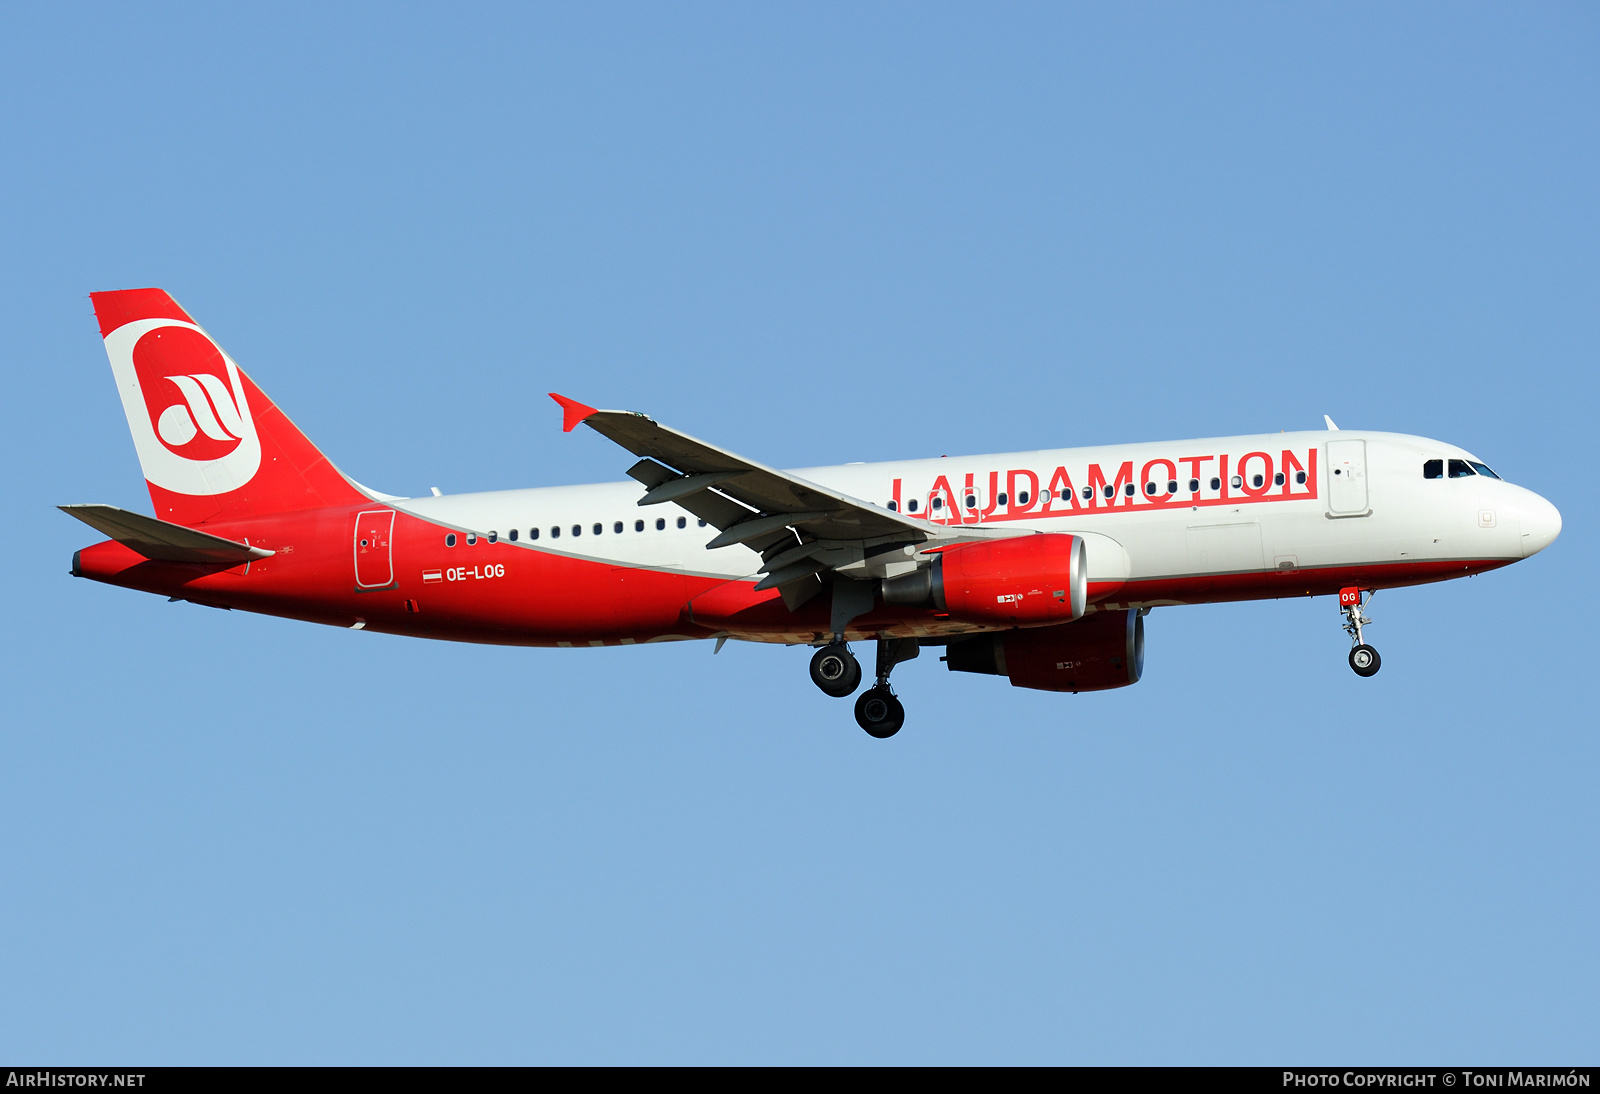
left=1339, top=587, right=1381, bottom=677
left=1349, top=644, right=1380, bottom=677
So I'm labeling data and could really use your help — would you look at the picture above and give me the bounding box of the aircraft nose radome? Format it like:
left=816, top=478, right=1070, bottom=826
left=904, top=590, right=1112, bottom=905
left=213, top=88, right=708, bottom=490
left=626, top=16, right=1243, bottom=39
left=1521, top=493, right=1562, bottom=558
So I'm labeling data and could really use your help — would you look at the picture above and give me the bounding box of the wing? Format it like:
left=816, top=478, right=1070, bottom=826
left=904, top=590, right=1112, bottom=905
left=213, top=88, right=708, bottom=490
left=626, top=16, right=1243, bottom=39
left=549, top=394, right=1002, bottom=606
left=60, top=504, right=273, bottom=564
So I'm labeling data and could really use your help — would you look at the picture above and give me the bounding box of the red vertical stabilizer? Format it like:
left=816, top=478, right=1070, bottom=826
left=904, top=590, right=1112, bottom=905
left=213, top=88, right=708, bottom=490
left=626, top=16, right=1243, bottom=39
left=90, top=288, right=368, bottom=526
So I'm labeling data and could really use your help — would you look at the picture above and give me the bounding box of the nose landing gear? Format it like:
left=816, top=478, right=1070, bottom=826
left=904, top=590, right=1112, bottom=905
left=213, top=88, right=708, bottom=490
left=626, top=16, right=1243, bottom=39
left=1340, top=586, right=1381, bottom=677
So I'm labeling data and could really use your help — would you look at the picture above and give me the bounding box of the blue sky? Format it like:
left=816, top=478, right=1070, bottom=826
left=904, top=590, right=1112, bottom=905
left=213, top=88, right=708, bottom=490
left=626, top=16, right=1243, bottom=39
left=1, top=3, right=1595, bottom=1064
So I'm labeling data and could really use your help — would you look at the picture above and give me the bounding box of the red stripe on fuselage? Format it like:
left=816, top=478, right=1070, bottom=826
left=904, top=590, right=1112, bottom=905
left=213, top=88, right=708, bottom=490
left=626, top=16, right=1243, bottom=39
left=69, top=505, right=1514, bottom=644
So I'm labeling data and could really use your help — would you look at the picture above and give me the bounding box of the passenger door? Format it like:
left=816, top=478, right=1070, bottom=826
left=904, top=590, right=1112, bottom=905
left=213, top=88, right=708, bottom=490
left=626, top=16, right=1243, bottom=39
left=1326, top=440, right=1369, bottom=516
left=354, top=509, right=396, bottom=589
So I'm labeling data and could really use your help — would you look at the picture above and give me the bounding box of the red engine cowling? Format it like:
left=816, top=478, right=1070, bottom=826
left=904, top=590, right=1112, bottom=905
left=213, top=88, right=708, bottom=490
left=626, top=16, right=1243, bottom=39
left=931, top=533, right=1087, bottom=626
left=943, top=609, right=1144, bottom=692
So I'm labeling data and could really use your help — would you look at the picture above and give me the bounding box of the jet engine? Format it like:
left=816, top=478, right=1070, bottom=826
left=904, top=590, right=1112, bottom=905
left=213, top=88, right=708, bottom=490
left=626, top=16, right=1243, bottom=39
left=941, top=609, right=1145, bottom=692
left=881, top=533, right=1087, bottom=627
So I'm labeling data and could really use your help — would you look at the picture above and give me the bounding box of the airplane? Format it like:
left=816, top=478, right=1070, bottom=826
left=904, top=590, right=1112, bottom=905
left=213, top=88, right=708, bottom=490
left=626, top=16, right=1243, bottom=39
left=63, top=288, right=1562, bottom=737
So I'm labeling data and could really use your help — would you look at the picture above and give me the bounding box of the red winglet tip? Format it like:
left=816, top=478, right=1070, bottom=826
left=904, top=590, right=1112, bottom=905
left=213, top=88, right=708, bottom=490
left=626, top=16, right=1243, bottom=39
left=548, top=392, right=599, bottom=433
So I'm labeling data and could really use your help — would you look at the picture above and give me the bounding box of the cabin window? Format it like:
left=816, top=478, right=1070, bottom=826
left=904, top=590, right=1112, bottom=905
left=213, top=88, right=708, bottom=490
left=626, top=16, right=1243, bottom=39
left=1448, top=459, right=1475, bottom=478
left=508, top=529, right=518, bottom=542
left=572, top=524, right=582, bottom=537
left=635, top=520, right=644, bottom=531
left=932, top=496, right=943, bottom=510
left=488, top=531, right=498, bottom=543
left=908, top=499, right=919, bottom=513
left=698, top=519, right=707, bottom=527
left=445, top=534, right=457, bottom=547
left=592, top=523, right=602, bottom=535
left=887, top=500, right=898, bottom=511
left=1274, top=472, right=1285, bottom=486
left=550, top=526, right=560, bottom=539
left=1018, top=491, right=1030, bottom=504
left=1188, top=479, right=1200, bottom=493
left=964, top=494, right=976, bottom=508
left=1103, top=485, right=1114, bottom=499
left=677, top=516, right=687, bottom=529
left=1470, top=462, right=1500, bottom=480
left=614, top=521, right=624, bottom=534
left=656, top=518, right=665, bottom=530
left=1296, top=471, right=1306, bottom=485
left=1124, top=483, right=1136, bottom=496
left=1145, top=482, right=1157, bottom=495
left=1167, top=480, right=1178, bottom=494
left=997, top=492, right=1008, bottom=506
left=1210, top=477, right=1221, bottom=491
left=465, top=533, right=477, bottom=545
left=1081, top=487, right=1093, bottom=500
left=1252, top=474, right=1264, bottom=488
left=529, top=528, right=539, bottom=540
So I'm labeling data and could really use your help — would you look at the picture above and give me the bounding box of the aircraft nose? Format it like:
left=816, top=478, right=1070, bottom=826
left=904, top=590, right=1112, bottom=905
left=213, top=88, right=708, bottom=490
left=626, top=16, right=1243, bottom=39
left=1521, top=493, right=1562, bottom=558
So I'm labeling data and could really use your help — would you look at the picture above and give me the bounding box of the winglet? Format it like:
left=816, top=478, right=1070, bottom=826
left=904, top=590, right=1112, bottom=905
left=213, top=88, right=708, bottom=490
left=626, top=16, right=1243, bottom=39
left=1324, top=414, right=1340, bottom=431
left=549, top=393, right=599, bottom=433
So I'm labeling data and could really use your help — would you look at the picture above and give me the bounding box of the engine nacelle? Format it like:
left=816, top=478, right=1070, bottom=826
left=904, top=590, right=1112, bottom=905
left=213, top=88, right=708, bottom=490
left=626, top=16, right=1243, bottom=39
left=882, top=533, right=1087, bottom=627
left=943, top=609, right=1144, bottom=693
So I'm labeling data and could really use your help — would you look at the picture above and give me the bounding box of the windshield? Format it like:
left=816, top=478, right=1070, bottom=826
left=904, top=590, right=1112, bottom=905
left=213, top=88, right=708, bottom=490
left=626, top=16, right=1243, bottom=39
left=1469, top=461, right=1501, bottom=480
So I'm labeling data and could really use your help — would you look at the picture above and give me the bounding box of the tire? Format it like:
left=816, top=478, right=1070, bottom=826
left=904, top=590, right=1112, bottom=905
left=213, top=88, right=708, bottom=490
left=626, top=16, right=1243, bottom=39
left=855, top=686, right=905, bottom=738
left=810, top=643, right=861, bottom=697
left=1349, top=644, right=1381, bottom=677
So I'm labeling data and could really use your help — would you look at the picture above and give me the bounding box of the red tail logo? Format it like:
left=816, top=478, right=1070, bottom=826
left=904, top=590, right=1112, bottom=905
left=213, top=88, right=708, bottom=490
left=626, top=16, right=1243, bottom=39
left=92, top=288, right=367, bottom=526
left=134, top=326, right=251, bottom=461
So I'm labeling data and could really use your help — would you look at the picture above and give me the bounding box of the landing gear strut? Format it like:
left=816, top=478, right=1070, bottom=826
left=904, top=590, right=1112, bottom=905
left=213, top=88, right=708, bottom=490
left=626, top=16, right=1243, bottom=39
left=1339, top=587, right=1381, bottom=678
left=854, top=637, right=919, bottom=738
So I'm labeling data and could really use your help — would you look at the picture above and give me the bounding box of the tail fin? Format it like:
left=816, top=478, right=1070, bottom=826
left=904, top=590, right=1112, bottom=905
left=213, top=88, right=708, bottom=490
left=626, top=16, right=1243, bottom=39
left=90, top=288, right=368, bottom=526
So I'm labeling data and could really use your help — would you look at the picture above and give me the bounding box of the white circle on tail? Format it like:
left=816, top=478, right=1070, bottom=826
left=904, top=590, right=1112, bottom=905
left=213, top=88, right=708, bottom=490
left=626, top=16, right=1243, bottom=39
left=102, top=318, right=262, bottom=497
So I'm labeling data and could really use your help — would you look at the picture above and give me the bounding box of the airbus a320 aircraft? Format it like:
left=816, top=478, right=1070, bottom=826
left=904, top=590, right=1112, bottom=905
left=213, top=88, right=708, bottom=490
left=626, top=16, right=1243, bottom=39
left=65, top=289, right=1562, bottom=737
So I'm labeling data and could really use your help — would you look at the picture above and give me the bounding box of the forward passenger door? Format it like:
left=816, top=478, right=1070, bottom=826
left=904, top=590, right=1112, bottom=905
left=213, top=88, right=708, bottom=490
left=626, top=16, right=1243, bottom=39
left=1326, top=440, right=1369, bottom=516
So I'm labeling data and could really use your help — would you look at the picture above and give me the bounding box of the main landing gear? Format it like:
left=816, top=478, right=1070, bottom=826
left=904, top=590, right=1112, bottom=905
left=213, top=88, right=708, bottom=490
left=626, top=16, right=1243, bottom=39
left=808, top=635, right=919, bottom=738
left=809, top=641, right=861, bottom=697
left=1339, top=586, right=1381, bottom=678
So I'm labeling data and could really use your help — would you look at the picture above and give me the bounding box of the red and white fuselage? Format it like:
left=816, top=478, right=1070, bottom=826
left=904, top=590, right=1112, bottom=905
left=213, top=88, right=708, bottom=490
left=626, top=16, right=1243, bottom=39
left=66, top=289, right=1561, bottom=717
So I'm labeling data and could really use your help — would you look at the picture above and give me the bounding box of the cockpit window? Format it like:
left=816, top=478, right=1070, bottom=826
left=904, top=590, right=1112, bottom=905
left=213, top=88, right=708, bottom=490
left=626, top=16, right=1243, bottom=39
left=1469, top=461, right=1501, bottom=480
left=1423, top=459, right=1443, bottom=479
left=1448, top=459, right=1475, bottom=478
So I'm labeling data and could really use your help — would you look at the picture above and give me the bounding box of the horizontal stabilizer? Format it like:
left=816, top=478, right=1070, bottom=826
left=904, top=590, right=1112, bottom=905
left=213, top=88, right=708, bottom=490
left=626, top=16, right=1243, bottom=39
left=59, top=504, right=273, bottom=563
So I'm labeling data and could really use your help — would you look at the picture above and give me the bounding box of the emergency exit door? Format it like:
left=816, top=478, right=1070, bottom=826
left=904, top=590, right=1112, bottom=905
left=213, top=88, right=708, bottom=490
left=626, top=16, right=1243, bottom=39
left=1326, top=440, right=1369, bottom=515
left=354, top=509, right=396, bottom=588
